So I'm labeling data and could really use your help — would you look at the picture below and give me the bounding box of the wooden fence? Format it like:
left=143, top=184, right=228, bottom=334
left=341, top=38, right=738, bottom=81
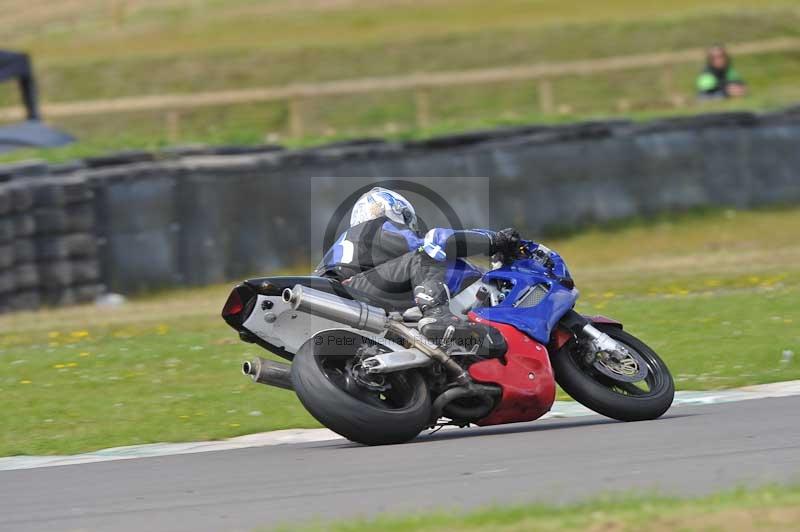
left=1, top=37, right=799, bottom=139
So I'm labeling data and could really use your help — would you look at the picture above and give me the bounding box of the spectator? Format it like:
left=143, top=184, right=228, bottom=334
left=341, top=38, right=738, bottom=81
left=696, top=45, right=746, bottom=99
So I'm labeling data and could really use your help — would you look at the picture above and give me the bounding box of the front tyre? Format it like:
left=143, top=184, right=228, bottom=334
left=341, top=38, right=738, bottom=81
left=290, top=338, right=432, bottom=446
left=552, top=325, right=674, bottom=421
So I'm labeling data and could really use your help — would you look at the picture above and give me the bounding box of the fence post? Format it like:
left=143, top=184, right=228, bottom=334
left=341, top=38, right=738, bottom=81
left=661, top=64, right=675, bottom=105
left=288, top=96, right=305, bottom=138
left=671, top=94, right=687, bottom=109
left=538, top=80, right=554, bottom=114
left=165, top=111, right=180, bottom=143
left=414, top=88, right=432, bottom=129
left=111, top=0, right=128, bottom=28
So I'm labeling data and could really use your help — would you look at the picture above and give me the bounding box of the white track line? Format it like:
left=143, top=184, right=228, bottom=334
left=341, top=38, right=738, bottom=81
left=2, top=380, right=799, bottom=472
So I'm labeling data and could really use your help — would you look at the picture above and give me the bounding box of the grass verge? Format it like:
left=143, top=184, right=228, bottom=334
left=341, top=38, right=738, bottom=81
left=290, top=484, right=800, bottom=532
left=0, top=207, right=798, bottom=455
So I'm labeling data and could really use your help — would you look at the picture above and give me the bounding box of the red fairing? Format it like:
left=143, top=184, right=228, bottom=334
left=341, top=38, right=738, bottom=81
left=583, top=314, right=623, bottom=328
left=467, top=313, right=556, bottom=426
left=552, top=328, right=573, bottom=351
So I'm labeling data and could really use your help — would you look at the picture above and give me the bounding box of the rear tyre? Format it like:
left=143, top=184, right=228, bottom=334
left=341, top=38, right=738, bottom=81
left=552, top=325, right=674, bottom=421
left=290, top=337, right=432, bottom=446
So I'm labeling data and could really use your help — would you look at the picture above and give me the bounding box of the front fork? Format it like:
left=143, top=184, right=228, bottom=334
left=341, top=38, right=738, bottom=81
left=559, top=310, right=627, bottom=358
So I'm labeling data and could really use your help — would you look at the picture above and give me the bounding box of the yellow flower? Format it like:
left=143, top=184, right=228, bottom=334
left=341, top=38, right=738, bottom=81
left=66, top=362, right=78, bottom=368
left=79, top=352, right=90, bottom=357
left=53, top=364, right=65, bottom=369
left=70, top=331, right=90, bottom=339
left=20, top=379, right=32, bottom=384
left=156, top=324, right=169, bottom=335
left=47, top=331, right=61, bottom=339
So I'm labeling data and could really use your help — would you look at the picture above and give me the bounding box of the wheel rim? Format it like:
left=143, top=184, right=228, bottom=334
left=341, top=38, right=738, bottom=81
left=576, top=336, right=667, bottom=398
left=314, top=354, right=422, bottom=411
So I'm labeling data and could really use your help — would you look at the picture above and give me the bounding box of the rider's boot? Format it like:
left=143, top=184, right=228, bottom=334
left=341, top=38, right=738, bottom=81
left=414, top=281, right=461, bottom=345
left=414, top=280, right=507, bottom=357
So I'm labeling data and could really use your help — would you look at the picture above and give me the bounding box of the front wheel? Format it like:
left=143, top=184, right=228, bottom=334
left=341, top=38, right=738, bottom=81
left=552, top=325, right=674, bottom=421
left=290, top=334, right=432, bottom=446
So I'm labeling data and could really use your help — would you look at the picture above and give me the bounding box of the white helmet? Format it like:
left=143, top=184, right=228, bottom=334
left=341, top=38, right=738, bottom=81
left=350, top=187, right=418, bottom=230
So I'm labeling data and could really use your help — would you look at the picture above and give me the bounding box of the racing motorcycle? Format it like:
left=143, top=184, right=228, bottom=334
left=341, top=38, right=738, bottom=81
left=222, top=240, right=674, bottom=445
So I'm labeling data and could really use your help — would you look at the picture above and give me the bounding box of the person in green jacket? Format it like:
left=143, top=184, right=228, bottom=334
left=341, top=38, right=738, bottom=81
left=697, top=45, right=747, bottom=99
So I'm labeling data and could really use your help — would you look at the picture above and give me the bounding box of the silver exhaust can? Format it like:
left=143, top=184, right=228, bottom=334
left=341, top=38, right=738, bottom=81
left=282, top=284, right=389, bottom=334
left=242, top=356, right=294, bottom=390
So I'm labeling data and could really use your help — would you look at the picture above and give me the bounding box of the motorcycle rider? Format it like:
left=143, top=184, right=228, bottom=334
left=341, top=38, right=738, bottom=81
left=314, top=187, right=523, bottom=342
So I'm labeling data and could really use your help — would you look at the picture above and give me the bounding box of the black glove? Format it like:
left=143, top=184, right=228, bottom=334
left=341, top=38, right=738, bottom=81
left=492, top=227, right=522, bottom=258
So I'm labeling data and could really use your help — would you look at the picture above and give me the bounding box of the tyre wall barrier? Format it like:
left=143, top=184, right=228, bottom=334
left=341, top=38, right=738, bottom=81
left=0, top=107, right=798, bottom=311
left=0, top=176, right=103, bottom=312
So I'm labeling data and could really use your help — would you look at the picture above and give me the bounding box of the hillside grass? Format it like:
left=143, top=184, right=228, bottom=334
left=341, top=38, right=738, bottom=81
left=5, top=1, right=800, bottom=61
left=294, top=484, right=800, bottom=532
left=1, top=206, right=798, bottom=456
left=1, top=0, right=799, bottom=161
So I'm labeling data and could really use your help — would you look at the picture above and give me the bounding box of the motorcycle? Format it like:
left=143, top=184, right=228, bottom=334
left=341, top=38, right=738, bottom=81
left=222, top=240, right=674, bottom=445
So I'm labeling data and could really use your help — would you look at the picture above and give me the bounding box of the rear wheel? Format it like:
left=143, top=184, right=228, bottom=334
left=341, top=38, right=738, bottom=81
left=552, top=325, right=674, bottom=421
left=290, top=333, right=432, bottom=445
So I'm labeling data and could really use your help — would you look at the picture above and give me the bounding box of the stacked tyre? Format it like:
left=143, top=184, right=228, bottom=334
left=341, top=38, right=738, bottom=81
left=0, top=177, right=104, bottom=313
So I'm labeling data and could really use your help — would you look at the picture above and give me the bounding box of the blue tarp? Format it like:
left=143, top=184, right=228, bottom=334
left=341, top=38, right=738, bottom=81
left=0, top=120, right=74, bottom=154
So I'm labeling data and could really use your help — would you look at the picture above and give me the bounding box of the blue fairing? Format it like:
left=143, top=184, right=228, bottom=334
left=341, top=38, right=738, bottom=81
left=472, top=255, right=579, bottom=344
left=445, top=259, right=483, bottom=295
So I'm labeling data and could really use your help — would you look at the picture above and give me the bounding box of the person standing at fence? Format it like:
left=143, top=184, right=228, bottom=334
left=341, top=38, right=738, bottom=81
left=0, top=50, right=41, bottom=121
left=696, top=45, right=746, bottom=99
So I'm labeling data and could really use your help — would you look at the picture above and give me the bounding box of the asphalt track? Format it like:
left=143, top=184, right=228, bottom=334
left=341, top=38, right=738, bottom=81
left=3, top=396, right=799, bottom=532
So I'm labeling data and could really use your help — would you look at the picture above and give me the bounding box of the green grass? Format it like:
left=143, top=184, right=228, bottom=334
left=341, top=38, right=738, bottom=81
left=6, top=0, right=799, bottom=62
left=1, top=0, right=800, bottom=161
left=291, top=484, right=800, bottom=531
left=1, top=207, right=799, bottom=455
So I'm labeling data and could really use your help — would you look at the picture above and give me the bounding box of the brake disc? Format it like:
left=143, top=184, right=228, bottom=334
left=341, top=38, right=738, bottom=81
left=592, top=347, right=649, bottom=383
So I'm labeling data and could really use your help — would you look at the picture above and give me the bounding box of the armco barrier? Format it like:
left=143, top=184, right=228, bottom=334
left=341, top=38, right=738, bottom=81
left=0, top=107, right=799, bottom=311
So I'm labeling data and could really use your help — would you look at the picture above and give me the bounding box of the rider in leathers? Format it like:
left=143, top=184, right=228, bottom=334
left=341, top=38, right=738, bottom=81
left=314, top=187, right=522, bottom=341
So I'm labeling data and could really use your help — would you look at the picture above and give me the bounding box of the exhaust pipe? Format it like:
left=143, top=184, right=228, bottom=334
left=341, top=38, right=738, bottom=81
left=283, top=284, right=472, bottom=385
left=282, top=284, right=388, bottom=333
left=242, top=356, right=294, bottom=391
left=432, top=384, right=501, bottom=422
